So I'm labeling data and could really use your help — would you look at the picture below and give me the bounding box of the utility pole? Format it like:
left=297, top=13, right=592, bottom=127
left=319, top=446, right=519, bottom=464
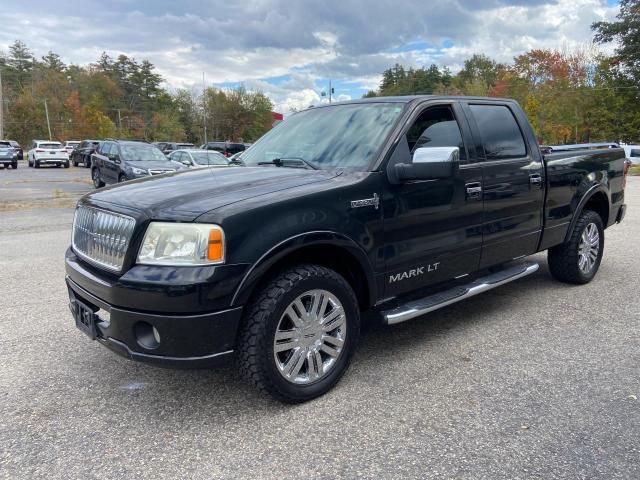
left=44, top=99, right=52, bottom=140
left=202, top=72, right=208, bottom=144
left=329, top=79, right=332, bottom=104
left=0, top=70, right=3, bottom=139
left=117, top=109, right=122, bottom=136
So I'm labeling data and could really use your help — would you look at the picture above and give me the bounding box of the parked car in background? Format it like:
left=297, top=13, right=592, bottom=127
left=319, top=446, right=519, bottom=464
left=71, top=140, right=101, bottom=167
left=202, top=141, right=246, bottom=157
left=154, top=141, right=196, bottom=155
left=63, top=140, right=81, bottom=156
left=622, top=144, right=640, bottom=165
left=0, top=141, right=18, bottom=169
left=91, top=140, right=185, bottom=187
left=168, top=149, right=230, bottom=168
left=8, top=140, right=23, bottom=159
left=28, top=140, right=69, bottom=168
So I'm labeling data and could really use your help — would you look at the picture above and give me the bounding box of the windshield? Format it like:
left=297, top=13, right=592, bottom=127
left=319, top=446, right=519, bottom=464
left=240, top=103, right=404, bottom=170
left=39, top=143, right=62, bottom=149
left=190, top=151, right=229, bottom=165
left=121, top=144, right=167, bottom=161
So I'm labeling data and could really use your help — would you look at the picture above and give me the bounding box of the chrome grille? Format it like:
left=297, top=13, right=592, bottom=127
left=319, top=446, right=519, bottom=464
left=72, top=206, right=136, bottom=272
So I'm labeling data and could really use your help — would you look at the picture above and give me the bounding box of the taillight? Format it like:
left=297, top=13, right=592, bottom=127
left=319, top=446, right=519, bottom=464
left=623, top=160, right=631, bottom=189
left=36, top=149, right=45, bottom=152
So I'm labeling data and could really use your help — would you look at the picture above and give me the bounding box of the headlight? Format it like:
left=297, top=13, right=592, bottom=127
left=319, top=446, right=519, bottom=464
left=131, top=167, right=148, bottom=175
left=137, top=222, right=225, bottom=266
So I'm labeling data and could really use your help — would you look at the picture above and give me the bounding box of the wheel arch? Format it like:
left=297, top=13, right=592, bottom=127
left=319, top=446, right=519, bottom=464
left=564, top=184, right=610, bottom=243
left=231, top=231, right=377, bottom=311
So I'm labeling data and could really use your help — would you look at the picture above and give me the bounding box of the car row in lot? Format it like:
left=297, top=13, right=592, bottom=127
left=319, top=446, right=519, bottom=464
left=90, top=140, right=231, bottom=188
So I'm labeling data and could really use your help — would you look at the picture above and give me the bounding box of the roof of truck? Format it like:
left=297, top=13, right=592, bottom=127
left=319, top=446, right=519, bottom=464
left=310, top=95, right=515, bottom=109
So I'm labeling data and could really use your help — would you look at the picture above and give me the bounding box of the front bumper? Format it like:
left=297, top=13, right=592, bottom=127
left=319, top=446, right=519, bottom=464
left=66, top=251, right=242, bottom=368
left=616, top=204, right=627, bottom=223
left=0, top=158, right=15, bottom=164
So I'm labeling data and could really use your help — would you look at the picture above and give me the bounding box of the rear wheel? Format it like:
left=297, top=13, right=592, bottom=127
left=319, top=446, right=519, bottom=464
left=64, top=162, right=70, bottom=168
left=118, top=174, right=126, bottom=183
left=548, top=210, right=604, bottom=284
left=34, top=160, right=40, bottom=168
left=92, top=168, right=104, bottom=188
left=12, top=162, right=17, bottom=169
left=238, top=265, right=360, bottom=403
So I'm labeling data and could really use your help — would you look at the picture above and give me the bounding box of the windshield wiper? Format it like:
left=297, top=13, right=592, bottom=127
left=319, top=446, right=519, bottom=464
left=257, top=157, right=318, bottom=170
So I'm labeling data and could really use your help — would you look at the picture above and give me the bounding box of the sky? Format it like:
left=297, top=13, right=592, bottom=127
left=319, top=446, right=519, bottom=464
left=0, top=0, right=621, bottom=113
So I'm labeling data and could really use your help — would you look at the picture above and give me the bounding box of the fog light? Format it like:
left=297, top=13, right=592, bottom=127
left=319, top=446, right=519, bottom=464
left=152, top=326, right=161, bottom=344
left=134, top=322, right=161, bottom=350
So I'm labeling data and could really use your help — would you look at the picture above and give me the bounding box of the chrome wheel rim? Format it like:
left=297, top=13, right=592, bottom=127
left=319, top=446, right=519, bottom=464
left=273, top=289, right=346, bottom=385
left=92, top=169, right=100, bottom=186
left=578, top=223, right=599, bottom=274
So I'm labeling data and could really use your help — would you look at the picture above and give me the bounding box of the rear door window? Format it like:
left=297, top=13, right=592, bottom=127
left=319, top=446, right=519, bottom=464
left=469, top=105, right=527, bottom=160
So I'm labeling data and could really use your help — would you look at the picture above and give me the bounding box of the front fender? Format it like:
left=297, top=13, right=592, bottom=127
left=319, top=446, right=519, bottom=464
left=230, top=230, right=377, bottom=308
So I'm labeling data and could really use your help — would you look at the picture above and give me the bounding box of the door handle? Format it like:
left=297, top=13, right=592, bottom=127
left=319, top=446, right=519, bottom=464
left=529, top=174, right=543, bottom=188
left=465, top=182, right=482, bottom=199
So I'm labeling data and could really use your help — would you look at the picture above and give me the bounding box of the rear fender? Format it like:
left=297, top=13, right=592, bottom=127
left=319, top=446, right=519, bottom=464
left=564, top=183, right=610, bottom=242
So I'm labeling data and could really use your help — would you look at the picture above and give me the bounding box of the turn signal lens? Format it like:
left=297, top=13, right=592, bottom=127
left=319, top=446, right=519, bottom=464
left=207, top=229, right=224, bottom=261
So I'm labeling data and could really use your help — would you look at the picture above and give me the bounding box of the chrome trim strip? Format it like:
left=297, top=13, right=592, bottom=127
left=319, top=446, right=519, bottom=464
left=383, top=262, right=539, bottom=325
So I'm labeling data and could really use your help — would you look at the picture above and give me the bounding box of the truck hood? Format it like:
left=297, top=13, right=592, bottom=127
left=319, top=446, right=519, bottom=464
left=84, top=166, right=340, bottom=221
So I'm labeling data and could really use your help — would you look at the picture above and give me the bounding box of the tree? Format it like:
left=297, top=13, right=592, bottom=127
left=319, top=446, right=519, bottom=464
left=41, top=51, right=66, bottom=72
left=592, top=0, right=640, bottom=85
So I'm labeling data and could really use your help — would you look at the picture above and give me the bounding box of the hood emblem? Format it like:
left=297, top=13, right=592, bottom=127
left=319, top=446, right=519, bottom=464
left=351, top=193, right=380, bottom=210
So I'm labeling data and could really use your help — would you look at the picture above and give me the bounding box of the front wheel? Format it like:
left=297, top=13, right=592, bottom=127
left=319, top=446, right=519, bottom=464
left=92, top=168, right=105, bottom=188
left=118, top=174, right=126, bottom=183
left=238, top=265, right=360, bottom=403
left=548, top=210, right=604, bottom=284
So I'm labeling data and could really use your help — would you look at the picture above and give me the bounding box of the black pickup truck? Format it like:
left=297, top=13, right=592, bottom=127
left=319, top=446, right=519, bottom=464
left=65, top=96, right=628, bottom=402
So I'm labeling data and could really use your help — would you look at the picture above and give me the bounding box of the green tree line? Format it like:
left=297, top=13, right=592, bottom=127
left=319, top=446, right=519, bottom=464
left=0, top=41, right=274, bottom=147
left=365, top=0, right=640, bottom=145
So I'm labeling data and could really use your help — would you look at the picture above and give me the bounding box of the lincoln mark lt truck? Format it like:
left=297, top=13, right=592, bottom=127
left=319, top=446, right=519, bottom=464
left=65, top=96, right=629, bottom=402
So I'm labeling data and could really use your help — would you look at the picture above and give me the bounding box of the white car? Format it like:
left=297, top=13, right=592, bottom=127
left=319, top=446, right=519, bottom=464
left=622, top=145, right=640, bottom=165
left=28, top=140, right=70, bottom=168
left=63, top=140, right=81, bottom=157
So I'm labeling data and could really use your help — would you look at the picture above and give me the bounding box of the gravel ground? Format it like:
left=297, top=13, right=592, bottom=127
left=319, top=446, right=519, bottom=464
left=0, top=177, right=638, bottom=480
left=0, top=164, right=92, bottom=209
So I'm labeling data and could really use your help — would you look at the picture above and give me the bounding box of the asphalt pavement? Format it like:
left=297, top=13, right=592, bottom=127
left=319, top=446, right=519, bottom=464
left=0, top=173, right=638, bottom=479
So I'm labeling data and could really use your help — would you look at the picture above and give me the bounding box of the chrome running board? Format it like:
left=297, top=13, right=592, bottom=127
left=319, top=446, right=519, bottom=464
left=382, top=262, right=539, bottom=325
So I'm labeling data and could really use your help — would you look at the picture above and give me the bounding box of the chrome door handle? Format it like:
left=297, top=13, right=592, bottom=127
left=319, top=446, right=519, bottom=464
left=529, top=174, right=543, bottom=188
left=465, top=182, right=482, bottom=199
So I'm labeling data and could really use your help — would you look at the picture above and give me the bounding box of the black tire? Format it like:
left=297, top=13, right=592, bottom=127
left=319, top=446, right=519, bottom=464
left=238, top=265, right=360, bottom=403
left=118, top=174, right=126, bottom=183
left=34, top=160, right=40, bottom=168
left=548, top=210, right=604, bottom=284
left=92, top=168, right=104, bottom=188
left=73, top=160, right=78, bottom=167
left=12, top=162, right=17, bottom=169
left=64, top=162, right=70, bottom=169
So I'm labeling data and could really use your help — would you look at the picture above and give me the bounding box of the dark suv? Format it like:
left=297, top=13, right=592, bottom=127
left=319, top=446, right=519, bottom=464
left=90, top=140, right=185, bottom=188
left=71, top=140, right=101, bottom=168
left=202, top=141, right=246, bottom=157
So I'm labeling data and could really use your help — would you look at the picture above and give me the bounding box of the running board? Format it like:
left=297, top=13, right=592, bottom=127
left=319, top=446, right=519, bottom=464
left=382, top=262, right=539, bottom=325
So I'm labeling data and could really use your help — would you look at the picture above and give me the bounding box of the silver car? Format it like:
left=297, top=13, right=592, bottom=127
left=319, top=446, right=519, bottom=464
left=168, top=149, right=230, bottom=169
